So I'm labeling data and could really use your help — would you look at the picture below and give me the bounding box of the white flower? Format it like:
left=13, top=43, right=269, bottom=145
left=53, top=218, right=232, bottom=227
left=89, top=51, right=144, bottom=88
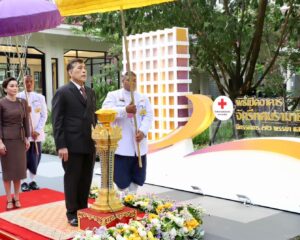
left=180, top=207, right=193, bottom=220
left=139, top=201, right=149, bottom=207
left=91, top=235, right=102, bottom=240
left=150, top=218, right=160, bottom=226
left=161, top=232, right=171, bottom=240
left=166, top=213, right=184, bottom=227
left=130, top=220, right=143, bottom=228
left=174, top=217, right=184, bottom=227
left=138, top=227, right=147, bottom=237
left=116, top=235, right=126, bottom=240
left=72, top=234, right=82, bottom=240
left=95, top=226, right=110, bottom=238
left=85, top=230, right=94, bottom=237
left=170, top=228, right=177, bottom=238
left=188, top=229, right=195, bottom=236
left=146, top=204, right=154, bottom=211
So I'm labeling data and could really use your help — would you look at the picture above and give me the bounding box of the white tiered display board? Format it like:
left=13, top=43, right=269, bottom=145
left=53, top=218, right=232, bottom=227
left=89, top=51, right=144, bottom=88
left=123, top=27, right=192, bottom=141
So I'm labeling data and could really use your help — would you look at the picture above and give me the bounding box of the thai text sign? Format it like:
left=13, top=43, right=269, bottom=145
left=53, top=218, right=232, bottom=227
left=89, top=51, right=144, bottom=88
left=234, top=97, right=300, bottom=133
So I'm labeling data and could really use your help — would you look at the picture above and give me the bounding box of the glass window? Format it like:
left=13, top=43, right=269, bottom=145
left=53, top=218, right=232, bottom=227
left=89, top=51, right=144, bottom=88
left=64, top=50, right=113, bottom=88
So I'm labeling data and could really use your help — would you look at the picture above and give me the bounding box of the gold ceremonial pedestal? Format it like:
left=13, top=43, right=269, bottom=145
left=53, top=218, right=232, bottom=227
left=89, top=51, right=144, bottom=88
left=91, top=109, right=124, bottom=212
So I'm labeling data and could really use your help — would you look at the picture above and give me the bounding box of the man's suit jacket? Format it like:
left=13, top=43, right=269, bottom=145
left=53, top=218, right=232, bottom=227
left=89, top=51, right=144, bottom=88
left=52, top=82, right=96, bottom=154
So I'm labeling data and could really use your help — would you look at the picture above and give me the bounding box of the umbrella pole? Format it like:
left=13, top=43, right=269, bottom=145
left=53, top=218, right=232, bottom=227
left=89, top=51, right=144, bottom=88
left=15, top=36, right=39, bottom=155
left=120, top=9, right=142, bottom=168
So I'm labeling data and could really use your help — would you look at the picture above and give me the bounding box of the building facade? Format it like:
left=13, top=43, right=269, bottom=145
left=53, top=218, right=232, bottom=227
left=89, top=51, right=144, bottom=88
left=0, top=24, right=112, bottom=108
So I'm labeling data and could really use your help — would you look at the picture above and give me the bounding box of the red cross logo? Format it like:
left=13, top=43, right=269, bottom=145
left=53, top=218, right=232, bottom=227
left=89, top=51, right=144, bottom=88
left=218, top=98, right=227, bottom=109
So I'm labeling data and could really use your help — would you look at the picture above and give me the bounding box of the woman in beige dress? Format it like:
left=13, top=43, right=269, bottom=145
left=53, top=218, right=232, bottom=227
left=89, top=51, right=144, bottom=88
left=0, top=77, right=30, bottom=210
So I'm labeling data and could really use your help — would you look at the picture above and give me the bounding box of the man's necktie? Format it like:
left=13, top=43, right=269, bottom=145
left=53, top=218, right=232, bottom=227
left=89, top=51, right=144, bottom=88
left=80, top=86, right=87, bottom=100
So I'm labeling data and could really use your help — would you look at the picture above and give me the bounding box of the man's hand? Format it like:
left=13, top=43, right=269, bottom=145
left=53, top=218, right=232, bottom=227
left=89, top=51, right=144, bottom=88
left=0, top=142, right=7, bottom=155
left=136, top=130, right=145, bottom=143
left=31, top=131, right=40, bottom=140
left=126, top=103, right=137, bottom=114
left=58, top=148, right=69, bottom=162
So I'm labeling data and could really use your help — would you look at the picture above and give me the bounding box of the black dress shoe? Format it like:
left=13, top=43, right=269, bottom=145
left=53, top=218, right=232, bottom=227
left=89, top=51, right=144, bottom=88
left=21, top=182, right=30, bottom=192
left=68, top=218, right=78, bottom=227
left=29, top=181, right=40, bottom=190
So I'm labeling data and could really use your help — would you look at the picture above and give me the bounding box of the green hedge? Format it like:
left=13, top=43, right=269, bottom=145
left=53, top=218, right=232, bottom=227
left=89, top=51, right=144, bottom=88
left=192, top=121, right=236, bottom=150
left=42, top=123, right=56, bottom=155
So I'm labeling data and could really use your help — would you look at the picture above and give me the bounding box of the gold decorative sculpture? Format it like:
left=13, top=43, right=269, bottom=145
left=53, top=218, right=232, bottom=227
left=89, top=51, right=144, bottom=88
left=91, top=109, right=124, bottom=212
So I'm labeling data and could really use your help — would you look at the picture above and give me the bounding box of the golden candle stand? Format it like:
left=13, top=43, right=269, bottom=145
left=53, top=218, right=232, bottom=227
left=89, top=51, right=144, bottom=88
left=91, top=109, right=124, bottom=212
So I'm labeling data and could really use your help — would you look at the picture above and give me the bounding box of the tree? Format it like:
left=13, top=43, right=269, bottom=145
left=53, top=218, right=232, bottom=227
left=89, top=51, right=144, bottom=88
left=67, top=0, right=300, bottom=100
left=93, top=60, right=120, bottom=109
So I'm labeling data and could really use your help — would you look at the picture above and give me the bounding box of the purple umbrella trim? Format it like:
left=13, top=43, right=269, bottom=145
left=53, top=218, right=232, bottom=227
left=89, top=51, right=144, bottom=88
left=0, top=0, right=62, bottom=37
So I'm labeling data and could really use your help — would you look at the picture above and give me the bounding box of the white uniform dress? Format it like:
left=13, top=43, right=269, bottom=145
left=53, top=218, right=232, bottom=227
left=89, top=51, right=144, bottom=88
left=17, top=91, right=47, bottom=174
left=102, top=88, right=153, bottom=189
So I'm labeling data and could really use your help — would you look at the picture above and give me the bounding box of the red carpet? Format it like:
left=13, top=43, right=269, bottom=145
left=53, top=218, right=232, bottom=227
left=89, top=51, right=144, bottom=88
left=0, top=188, right=65, bottom=240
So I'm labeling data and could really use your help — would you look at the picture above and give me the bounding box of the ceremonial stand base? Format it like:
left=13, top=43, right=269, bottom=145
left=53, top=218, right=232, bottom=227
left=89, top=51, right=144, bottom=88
left=78, top=207, right=137, bottom=230
left=91, top=189, right=124, bottom=212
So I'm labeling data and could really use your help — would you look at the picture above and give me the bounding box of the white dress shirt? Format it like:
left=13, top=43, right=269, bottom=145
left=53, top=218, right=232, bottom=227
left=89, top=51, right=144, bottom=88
left=102, top=88, right=153, bottom=156
left=17, top=91, right=48, bottom=142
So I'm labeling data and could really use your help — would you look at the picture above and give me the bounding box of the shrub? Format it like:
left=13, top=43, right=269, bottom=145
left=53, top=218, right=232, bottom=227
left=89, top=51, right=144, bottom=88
left=192, top=128, right=210, bottom=149
left=42, top=112, right=56, bottom=154
left=42, top=131, right=56, bottom=155
left=214, top=121, right=234, bottom=144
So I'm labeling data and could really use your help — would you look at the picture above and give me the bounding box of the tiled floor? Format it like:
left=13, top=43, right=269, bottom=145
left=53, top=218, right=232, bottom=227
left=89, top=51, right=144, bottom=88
left=1, top=154, right=300, bottom=240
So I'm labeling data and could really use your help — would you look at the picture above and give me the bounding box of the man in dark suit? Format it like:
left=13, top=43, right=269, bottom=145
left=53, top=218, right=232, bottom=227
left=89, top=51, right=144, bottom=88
left=52, top=58, right=96, bottom=227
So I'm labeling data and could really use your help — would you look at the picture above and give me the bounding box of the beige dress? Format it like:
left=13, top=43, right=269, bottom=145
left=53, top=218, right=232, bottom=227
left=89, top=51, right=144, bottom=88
left=0, top=97, right=30, bottom=181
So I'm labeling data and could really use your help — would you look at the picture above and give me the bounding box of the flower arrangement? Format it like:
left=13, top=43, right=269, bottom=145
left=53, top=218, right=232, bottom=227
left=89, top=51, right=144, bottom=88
left=73, top=194, right=204, bottom=240
left=124, top=194, right=204, bottom=239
